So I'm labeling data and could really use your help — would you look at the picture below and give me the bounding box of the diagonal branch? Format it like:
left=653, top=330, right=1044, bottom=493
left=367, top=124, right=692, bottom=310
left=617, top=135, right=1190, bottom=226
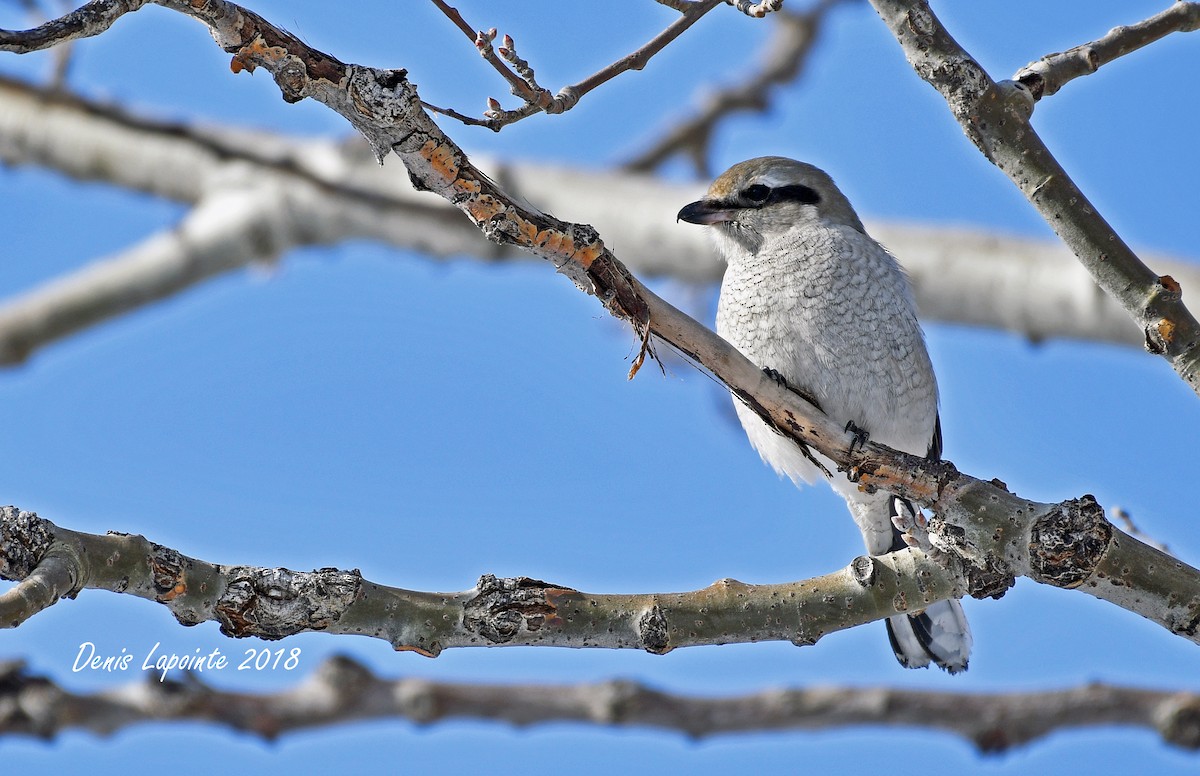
left=0, top=187, right=291, bottom=363
left=868, top=0, right=1200, bottom=397
left=428, top=1, right=545, bottom=108
left=625, top=0, right=853, bottom=175
left=1015, top=1, right=1200, bottom=100
left=3, top=655, right=1198, bottom=751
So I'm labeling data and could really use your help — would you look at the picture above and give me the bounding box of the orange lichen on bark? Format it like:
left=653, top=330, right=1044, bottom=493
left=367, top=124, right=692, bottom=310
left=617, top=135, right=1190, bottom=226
left=1158, top=318, right=1177, bottom=346
left=233, top=37, right=287, bottom=69
left=465, top=195, right=505, bottom=222
left=452, top=176, right=481, bottom=196
left=418, top=139, right=460, bottom=186
left=516, top=219, right=540, bottom=245
left=571, top=241, right=602, bottom=270
left=541, top=588, right=577, bottom=628
left=534, top=229, right=572, bottom=256
left=394, top=644, right=439, bottom=658
left=855, top=463, right=940, bottom=505
left=159, top=581, right=187, bottom=601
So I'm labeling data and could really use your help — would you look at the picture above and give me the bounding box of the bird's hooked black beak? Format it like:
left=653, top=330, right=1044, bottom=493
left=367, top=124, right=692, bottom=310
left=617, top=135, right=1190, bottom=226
left=677, top=198, right=736, bottom=225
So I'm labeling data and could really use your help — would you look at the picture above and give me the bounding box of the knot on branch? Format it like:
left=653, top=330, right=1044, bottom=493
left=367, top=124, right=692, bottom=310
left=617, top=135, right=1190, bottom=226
left=215, top=567, right=363, bottom=639
left=150, top=544, right=188, bottom=603
left=994, top=79, right=1036, bottom=120
left=0, top=660, right=62, bottom=738
left=638, top=603, right=671, bottom=654
left=1156, top=693, right=1200, bottom=750
left=1028, top=495, right=1112, bottom=589
left=463, top=575, right=572, bottom=644
left=0, top=507, right=52, bottom=581
left=850, top=555, right=877, bottom=587
left=926, top=519, right=1015, bottom=601
left=1144, top=275, right=1185, bottom=355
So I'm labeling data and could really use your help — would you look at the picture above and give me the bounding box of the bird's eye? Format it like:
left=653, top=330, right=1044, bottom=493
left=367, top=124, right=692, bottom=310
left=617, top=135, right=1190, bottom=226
left=742, top=184, right=771, bottom=203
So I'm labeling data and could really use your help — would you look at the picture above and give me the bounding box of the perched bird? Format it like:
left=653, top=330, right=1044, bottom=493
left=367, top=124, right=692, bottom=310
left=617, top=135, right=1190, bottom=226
left=677, top=156, right=971, bottom=672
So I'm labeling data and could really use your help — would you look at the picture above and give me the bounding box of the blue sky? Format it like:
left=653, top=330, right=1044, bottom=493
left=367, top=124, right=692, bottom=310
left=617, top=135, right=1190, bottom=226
left=2, top=1, right=1199, bottom=773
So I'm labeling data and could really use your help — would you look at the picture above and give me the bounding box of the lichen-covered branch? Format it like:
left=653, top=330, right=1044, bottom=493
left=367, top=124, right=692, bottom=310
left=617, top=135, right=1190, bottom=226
left=0, top=0, right=146, bottom=52
left=868, top=0, right=1200, bottom=396
left=3, top=493, right=1197, bottom=655
left=1015, top=1, right=1200, bottom=100
left=3, top=655, right=1198, bottom=751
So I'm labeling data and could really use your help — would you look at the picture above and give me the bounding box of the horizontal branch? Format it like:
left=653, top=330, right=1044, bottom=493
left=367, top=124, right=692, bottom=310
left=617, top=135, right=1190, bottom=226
left=0, top=506, right=965, bottom=654
left=3, top=654, right=1198, bottom=751
left=0, top=0, right=147, bottom=53
left=1015, top=1, right=1200, bottom=100
left=868, top=0, right=1200, bottom=396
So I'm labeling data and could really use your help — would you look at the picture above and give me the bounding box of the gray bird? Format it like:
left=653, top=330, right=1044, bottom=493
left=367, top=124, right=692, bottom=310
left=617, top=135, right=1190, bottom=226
left=678, top=156, right=971, bottom=672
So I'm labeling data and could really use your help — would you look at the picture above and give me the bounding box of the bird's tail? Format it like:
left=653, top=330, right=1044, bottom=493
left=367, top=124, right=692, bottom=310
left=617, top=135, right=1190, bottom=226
left=885, top=600, right=971, bottom=673
left=884, top=499, right=972, bottom=673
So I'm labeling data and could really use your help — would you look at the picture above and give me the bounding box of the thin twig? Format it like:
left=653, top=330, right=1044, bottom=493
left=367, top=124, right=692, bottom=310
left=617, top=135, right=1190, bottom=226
left=428, top=0, right=724, bottom=129
left=428, top=0, right=544, bottom=106
left=1110, top=505, right=1171, bottom=555
left=420, top=99, right=495, bottom=128
left=552, top=0, right=722, bottom=116
left=625, top=0, right=854, bottom=175
left=1015, top=1, right=1200, bottom=100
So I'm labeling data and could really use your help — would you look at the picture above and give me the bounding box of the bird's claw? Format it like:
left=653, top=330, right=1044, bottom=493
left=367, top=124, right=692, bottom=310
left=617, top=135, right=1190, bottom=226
left=890, top=496, right=933, bottom=553
left=762, top=366, right=788, bottom=388
left=845, top=420, right=870, bottom=453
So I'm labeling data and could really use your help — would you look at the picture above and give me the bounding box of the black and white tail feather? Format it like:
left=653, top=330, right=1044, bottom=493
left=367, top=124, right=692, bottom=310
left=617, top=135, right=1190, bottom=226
left=883, top=495, right=972, bottom=673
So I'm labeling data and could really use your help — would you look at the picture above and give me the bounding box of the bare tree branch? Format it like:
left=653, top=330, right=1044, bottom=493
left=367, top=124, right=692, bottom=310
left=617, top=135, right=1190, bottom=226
left=3, top=654, right=1198, bottom=751
left=3, top=491, right=1199, bottom=649
left=625, top=0, right=852, bottom=175
left=0, top=506, right=970, bottom=653
left=1015, top=1, right=1200, bottom=100
left=4, top=75, right=1196, bottom=365
left=0, top=188, right=293, bottom=363
left=0, top=0, right=145, bottom=52
left=429, top=1, right=542, bottom=109
left=427, top=0, right=724, bottom=130
left=868, top=0, right=1200, bottom=397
